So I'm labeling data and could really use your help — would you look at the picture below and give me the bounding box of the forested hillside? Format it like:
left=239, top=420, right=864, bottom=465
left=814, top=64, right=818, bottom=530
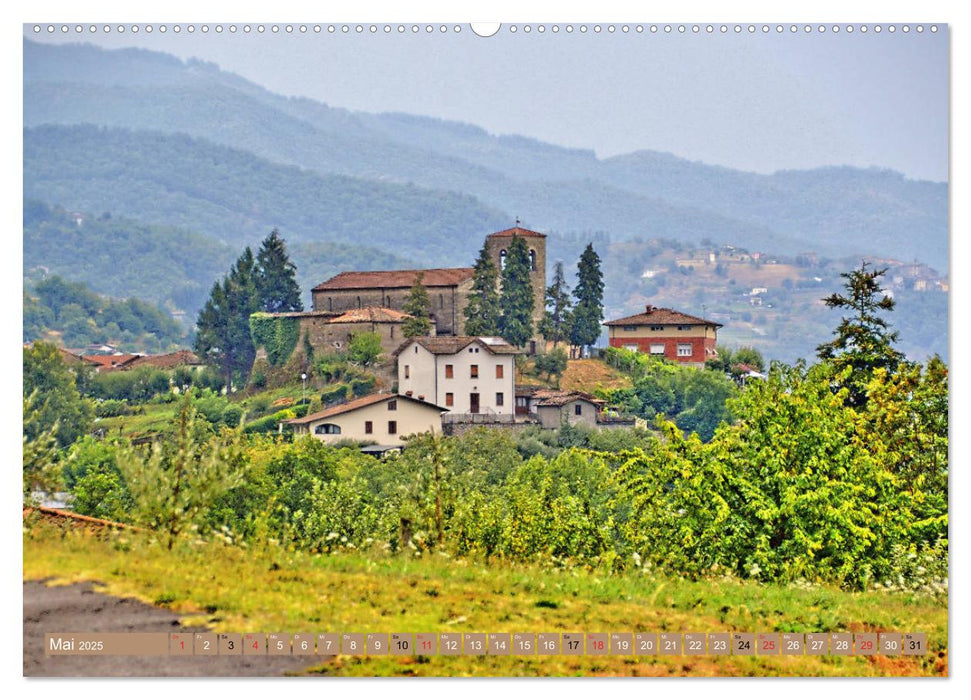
left=23, top=201, right=417, bottom=314
left=23, top=275, right=186, bottom=352
left=24, top=39, right=947, bottom=268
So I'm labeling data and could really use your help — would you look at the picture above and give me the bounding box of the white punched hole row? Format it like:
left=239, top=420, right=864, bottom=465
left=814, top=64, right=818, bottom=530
left=32, top=24, right=939, bottom=37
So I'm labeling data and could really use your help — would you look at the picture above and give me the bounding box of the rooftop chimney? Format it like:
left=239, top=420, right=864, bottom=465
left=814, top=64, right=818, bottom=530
left=645, top=304, right=655, bottom=313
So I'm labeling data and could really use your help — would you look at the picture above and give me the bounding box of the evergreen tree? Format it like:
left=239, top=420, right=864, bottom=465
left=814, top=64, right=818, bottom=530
left=402, top=272, right=432, bottom=338
left=499, top=235, right=535, bottom=347
left=464, top=244, right=501, bottom=336
left=538, top=260, right=573, bottom=347
left=816, top=261, right=904, bottom=406
left=570, top=243, right=605, bottom=354
left=255, top=229, right=303, bottom=313
left=194, top=248, right=259, bottom=388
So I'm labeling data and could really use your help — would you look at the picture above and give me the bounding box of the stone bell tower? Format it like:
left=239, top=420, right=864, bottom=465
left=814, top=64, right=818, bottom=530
left=484, top=223, right=547, bottom=350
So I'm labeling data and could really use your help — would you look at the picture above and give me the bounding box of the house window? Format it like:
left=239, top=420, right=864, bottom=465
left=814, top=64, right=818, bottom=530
left=445, top=393, right=454, bottom=407
left=388, top=400, right=397, bottom=411
left=404, top=365, right=410, bottom=379
left=314, top=424, right=341, bottom=435
left=388, top=421, right=397, bottom=435
left=649, top=325, right=664, bottom=331
left=677, top=343, right=693, bottom=357
left=624, top=344, right=639, bottom=352
left=415, top=345, right=419, bottom=353
left=445, top=364, right=454, bottom=378
left=440, top=294, right=445, bottom=309
left=470, top=364, right=479, bottom=378
left=649, top=343, right=665, bottom=355
left=391, top=327, right=395, bottom=339
left=677, top=324, right=693, bottom=331
left=356, top=296, right=362, bottom=308
left=574, top=404, right=583, bottom=416
left=623, top=325, right=637, bottom=331
left=496, top=365, right=504, bottom=379
left=328, top=297, right=333, bottom=311
left=365, top=421, right=373, bottom=435
left=496, top=392, right=504, bottom=406
left=529, top=249, right=537, bottom=271
left=500, top=249, right=507, bottom=269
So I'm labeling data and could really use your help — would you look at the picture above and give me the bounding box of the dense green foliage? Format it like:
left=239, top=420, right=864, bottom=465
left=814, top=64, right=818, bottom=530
left=817, top=262, right=905, bottom=406
left=463, top=244, right=501, bottom=337
left=24, top=275, right=185, bottom=352
left=195, top=249, right=260, bottom=387
left=402, top=273, right=432, bottom=338
left=347, top=332, right=383, bottom=367
left=48, top=352, right=946, bottom=593
left=570, top=244, right=605, bottom=352
left=533, top=348, right=569, bottom=385
left=249, top=314, right=300, bottom=366
left=538, top=260, right=573, bottom=347
left=603, top=347, right=736, bottom=441
left=255, top=229, right=303, bottom=313
left=23, top=200, right=235, bottom=314
left=498, top=236, right=535, bottom=347
left=23, top=342, right=93, bottom=448
left=199, top=232, right=304, bottom=383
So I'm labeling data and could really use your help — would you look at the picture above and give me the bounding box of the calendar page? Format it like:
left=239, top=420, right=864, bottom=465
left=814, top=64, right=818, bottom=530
left=21, top=14, right=948, bottom=681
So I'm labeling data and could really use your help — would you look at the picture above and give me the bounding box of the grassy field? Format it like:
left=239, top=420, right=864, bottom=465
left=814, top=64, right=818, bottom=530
left=23, top=521, right=947, bottom=677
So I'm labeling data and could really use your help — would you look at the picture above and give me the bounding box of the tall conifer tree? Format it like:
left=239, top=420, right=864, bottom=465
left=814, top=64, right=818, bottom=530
left=538, top=260, right=573, bottom=348
left=195, top=247, right=259, bottom=388
left=256, top=229, right=303, bottom=313
left=570, top=243, right=604, bottom=354
left=499, top=235, right=535, bottom=347
left=464, top=244, right=501, bottom=336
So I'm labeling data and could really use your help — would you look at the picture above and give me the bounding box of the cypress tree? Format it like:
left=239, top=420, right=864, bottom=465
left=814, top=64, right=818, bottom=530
left=402, top=272, right=433, bottom=338
left=464, top=244, right=501, bottom=336
left=570, top=243, right=604, bottom=354
left=538, top=260, right=573, bottom=348
left=499, top=235, right=535, bottom=347
left=255, top=229, right=303, bottom=313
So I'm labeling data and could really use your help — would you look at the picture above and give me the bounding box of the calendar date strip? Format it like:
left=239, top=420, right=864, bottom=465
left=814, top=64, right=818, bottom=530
left=45, top=631, right=928, bottom=657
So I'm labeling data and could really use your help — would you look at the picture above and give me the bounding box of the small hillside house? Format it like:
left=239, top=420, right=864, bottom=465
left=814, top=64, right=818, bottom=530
left=604, top=305, right=722, bottom=368
left=515, top=388, right=605, bottom=429
left=286, top=393, right=447, bottom=446
left=394, top=336, right=520, bottom=416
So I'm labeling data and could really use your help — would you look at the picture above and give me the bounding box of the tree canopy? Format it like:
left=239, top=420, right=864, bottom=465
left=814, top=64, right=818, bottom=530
left=816, top=261, right=904, bottom=405
left=570, top=243, right=604, bottom=352
left=255, top=229, right=303, bottom=313
left=538, top=260, right=573, bottom=348
left=464, top=243, right=501, bottom=337
left=499, top=235, right=535, bottom=347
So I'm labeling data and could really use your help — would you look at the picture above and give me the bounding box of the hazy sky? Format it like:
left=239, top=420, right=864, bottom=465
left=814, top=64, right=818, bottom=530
left=25, top=23, right=949, bottom=181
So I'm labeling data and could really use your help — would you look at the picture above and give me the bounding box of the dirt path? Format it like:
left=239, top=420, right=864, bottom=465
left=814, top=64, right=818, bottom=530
left=23, top=580, right=327, bottom=677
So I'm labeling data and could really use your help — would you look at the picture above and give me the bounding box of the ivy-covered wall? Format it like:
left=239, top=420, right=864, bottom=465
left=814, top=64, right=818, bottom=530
left=249, top=313, right=301, bottom=366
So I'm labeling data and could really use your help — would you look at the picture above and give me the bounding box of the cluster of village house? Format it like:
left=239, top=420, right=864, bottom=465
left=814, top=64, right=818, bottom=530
left=275, top=226, right=723, bottom=451
left=59, top=225, right=723, bottom=451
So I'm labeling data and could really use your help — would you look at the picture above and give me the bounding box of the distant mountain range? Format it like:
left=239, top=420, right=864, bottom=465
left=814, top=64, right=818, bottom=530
left=23, top=39, right=947, bottom=270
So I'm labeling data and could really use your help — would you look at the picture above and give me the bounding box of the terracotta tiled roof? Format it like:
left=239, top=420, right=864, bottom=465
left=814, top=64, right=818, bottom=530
left=487, top=226, right=547, bottom=238
left=126, top=350, right=204, bottom=370
left=531, top=389, right=605, bottom=407
left=393, top=336, right=521, bottom=357
left=329, top=307, right=413, bottom=324
left=604, top=305, right=723, bottom=328
left=312, top=268, right=474, bottom=292
left=81, top=354, right=141, bottom=369
left=286, top=392, right=447, bottom=425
